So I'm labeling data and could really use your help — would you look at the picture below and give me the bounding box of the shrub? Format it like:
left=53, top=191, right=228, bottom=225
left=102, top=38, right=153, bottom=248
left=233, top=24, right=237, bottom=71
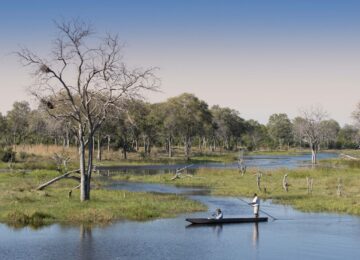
left=0, top=147, right=16, bottom=162
left=19, top=151, right=27, bottom=160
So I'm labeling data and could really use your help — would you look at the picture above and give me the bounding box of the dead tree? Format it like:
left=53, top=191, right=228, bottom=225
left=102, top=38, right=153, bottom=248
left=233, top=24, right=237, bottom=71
left=36, top=169, right=80, bottom=191
left=256, top=171, right=262, bottom=191
left=337, top=178, right=342, bottom=197
left=171, top=164, right=194, bottom=180
left=293, top=107, right=328, bottom=164
left=238, top=159, right=247, bottom=176
left=306, top=176, right=313, bottom=194
left=237, top=149, right=247, bottom=175
left=283, top=174, right=289, bottom=192
left=52, top=152, right=71, bottom=173
left=17, top=19, right=158, bottom=201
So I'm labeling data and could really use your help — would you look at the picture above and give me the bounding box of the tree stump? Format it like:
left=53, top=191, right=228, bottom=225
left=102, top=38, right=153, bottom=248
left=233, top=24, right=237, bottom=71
left=283, top=174, right=289, bottom=192
left=306, top=177, right=313, bottom=194
left=256, top=172, right=262, bottom=191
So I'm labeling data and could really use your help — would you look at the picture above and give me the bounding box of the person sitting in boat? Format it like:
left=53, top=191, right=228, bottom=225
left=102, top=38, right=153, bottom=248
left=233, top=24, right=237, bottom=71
left=212, top=208, right=223, bottom=219
left=249, top=193, right=260, bottom=218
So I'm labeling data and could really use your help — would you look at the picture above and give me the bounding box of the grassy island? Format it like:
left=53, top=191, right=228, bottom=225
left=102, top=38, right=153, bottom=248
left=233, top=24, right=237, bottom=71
left=111, top=160, right=360, bottom=216
left=0, top=170, right=206, bottom=226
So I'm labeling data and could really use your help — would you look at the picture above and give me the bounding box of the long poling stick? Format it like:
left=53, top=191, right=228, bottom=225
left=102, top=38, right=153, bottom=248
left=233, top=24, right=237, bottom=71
left=237, top=197, right=278, bottom=220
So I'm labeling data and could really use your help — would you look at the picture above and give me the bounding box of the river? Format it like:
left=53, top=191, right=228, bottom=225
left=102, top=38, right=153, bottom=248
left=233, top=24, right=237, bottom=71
left=3, top=152, right=359, bottom=260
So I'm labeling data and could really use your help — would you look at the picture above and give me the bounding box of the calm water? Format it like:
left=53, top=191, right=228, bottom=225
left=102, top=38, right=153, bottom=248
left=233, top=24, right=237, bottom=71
left=2, top=152, right=359, bottom=260
left=1, top=192, right=359, bottom=260
left=97, top=152, right=338, bottom=175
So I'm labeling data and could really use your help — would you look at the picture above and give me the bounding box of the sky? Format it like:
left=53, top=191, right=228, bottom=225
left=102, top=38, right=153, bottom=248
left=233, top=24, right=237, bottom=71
left=1, top=0, right=360, bottom=126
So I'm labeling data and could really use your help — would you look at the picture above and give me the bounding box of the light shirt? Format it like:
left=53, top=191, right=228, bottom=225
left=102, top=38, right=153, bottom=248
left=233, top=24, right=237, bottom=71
left=215, top=212, right=223, bottom=219
left=252, top=196, right=259, bottom=206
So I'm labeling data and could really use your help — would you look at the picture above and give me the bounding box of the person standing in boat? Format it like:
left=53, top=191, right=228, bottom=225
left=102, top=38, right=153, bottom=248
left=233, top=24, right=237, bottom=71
left=250, top=193, right=260, bottom=218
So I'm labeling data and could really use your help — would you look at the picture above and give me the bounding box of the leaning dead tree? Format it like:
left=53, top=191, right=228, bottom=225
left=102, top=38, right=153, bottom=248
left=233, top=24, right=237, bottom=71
left=18, top=19, right=158, bottom=201
left=36, top=169, right=80, bottom=191
left=171, top=164, right=194, bottom=180
left=36, top=152, right=83, bottom=195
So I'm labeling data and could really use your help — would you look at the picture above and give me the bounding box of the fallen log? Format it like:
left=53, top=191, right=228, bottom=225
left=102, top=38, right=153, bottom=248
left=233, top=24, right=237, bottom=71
left=171, top=164, right=193, bottom=180
left=36, top=169, right=80, bottom=190
left=340, top=153, right=359, bottom=160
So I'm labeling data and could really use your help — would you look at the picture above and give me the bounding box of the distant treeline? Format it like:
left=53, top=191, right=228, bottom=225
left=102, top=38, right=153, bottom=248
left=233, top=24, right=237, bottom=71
left=0, top=93, right=358, bottom=159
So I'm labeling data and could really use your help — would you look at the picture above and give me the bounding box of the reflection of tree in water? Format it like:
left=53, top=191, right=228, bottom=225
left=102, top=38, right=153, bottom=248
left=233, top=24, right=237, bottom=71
left=252, top=223, right=259, bottom=248
left=79, top=224, right=93, bottom=259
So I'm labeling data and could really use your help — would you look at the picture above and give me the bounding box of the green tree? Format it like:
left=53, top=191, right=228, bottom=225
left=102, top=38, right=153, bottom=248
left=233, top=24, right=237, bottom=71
left=337, top=124, right=359, bottom=149
left=0, top=112, right=9, bottom=145
left=320, top=119, right=340, bottom=149
left=267, top=113, right=293, bottom=149
left=242, top=120, right=269, bottom=151
left=166, top=93, right=212, bottom=160
left=7, top=101, right=31, bottom=145
left=211, top=105, right=246, bottom=151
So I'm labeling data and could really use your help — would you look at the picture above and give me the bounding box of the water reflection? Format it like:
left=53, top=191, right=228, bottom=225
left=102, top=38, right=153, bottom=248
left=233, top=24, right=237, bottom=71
left=79, top=224, right=93, bottom=260
left=252, top=223, right=259, bottom=248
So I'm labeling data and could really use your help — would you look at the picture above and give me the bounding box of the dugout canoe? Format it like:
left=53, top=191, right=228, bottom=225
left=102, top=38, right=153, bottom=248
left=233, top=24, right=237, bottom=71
left=186, top=217, right=268, bottom=225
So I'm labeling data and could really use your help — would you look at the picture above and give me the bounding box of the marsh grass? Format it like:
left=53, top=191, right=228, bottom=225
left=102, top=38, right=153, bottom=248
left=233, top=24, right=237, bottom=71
left=0, top=170, right=206, bottom=225
left=111, top=165, right=360, bottom=216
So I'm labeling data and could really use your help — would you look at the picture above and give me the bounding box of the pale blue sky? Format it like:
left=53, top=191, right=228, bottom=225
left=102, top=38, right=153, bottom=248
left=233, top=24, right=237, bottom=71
left=1, top=0, right=360, bottom=125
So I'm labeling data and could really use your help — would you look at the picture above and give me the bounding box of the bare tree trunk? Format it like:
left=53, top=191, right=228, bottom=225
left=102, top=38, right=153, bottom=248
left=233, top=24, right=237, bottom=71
left=97, top=134, right=102, bottom=161
left=311, top=143, right=317, bottom=164
left=168, top=137, right=172, bottom=158
left=256, top=172, right=261, bottom=191
left=85, top=133, right=94, bottom=197
left=203, top=137, right=207, bottom=151
left=143, top=136, right=147, bottom=154
left=306, top=177, right=313, bottom=194
left=66, top=128, right=70, bottom=148
left=283, top=174, right=289, bottom=192
left=92, top=136, right=95, bottom=156
left=184, top=137, right=191, bottom=160
left=79, top=127, right=90, bottom=201
left=107, top=135, right=111, bottom=153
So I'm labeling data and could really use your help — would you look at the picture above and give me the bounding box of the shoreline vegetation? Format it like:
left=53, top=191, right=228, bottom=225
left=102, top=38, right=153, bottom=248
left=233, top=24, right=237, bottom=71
left=1, top=146, right=360, bottom=226
left=0, top=170, right=206, bottom=227
left=111, top=163, right=360, bottom=216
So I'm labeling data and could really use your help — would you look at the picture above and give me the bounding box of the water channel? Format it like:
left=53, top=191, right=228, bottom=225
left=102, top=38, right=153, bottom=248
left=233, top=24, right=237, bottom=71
left=2, top=152, right=360, bottom=260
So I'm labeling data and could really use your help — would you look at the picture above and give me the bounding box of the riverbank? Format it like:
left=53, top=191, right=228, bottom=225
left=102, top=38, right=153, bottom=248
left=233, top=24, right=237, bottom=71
left=6, top=144, right=332, bottom=170
left=111, top=161, right=360, bottom=216
left=0, top=170, right=206, bottom=226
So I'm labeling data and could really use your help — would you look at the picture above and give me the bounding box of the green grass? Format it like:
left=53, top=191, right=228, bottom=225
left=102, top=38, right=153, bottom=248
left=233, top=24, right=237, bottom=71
left=111, top=164, right=360, bottom=216
left=0, top=170, right=206, bottom=226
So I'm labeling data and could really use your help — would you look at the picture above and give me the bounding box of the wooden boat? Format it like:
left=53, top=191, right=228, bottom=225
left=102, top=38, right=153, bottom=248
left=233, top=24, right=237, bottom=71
left=186, top=217, right=268, bottom=225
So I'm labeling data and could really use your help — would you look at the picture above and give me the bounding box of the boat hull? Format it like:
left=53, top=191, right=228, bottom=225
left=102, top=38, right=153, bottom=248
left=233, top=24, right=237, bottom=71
left=186, top=217, right=268, bottom=225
